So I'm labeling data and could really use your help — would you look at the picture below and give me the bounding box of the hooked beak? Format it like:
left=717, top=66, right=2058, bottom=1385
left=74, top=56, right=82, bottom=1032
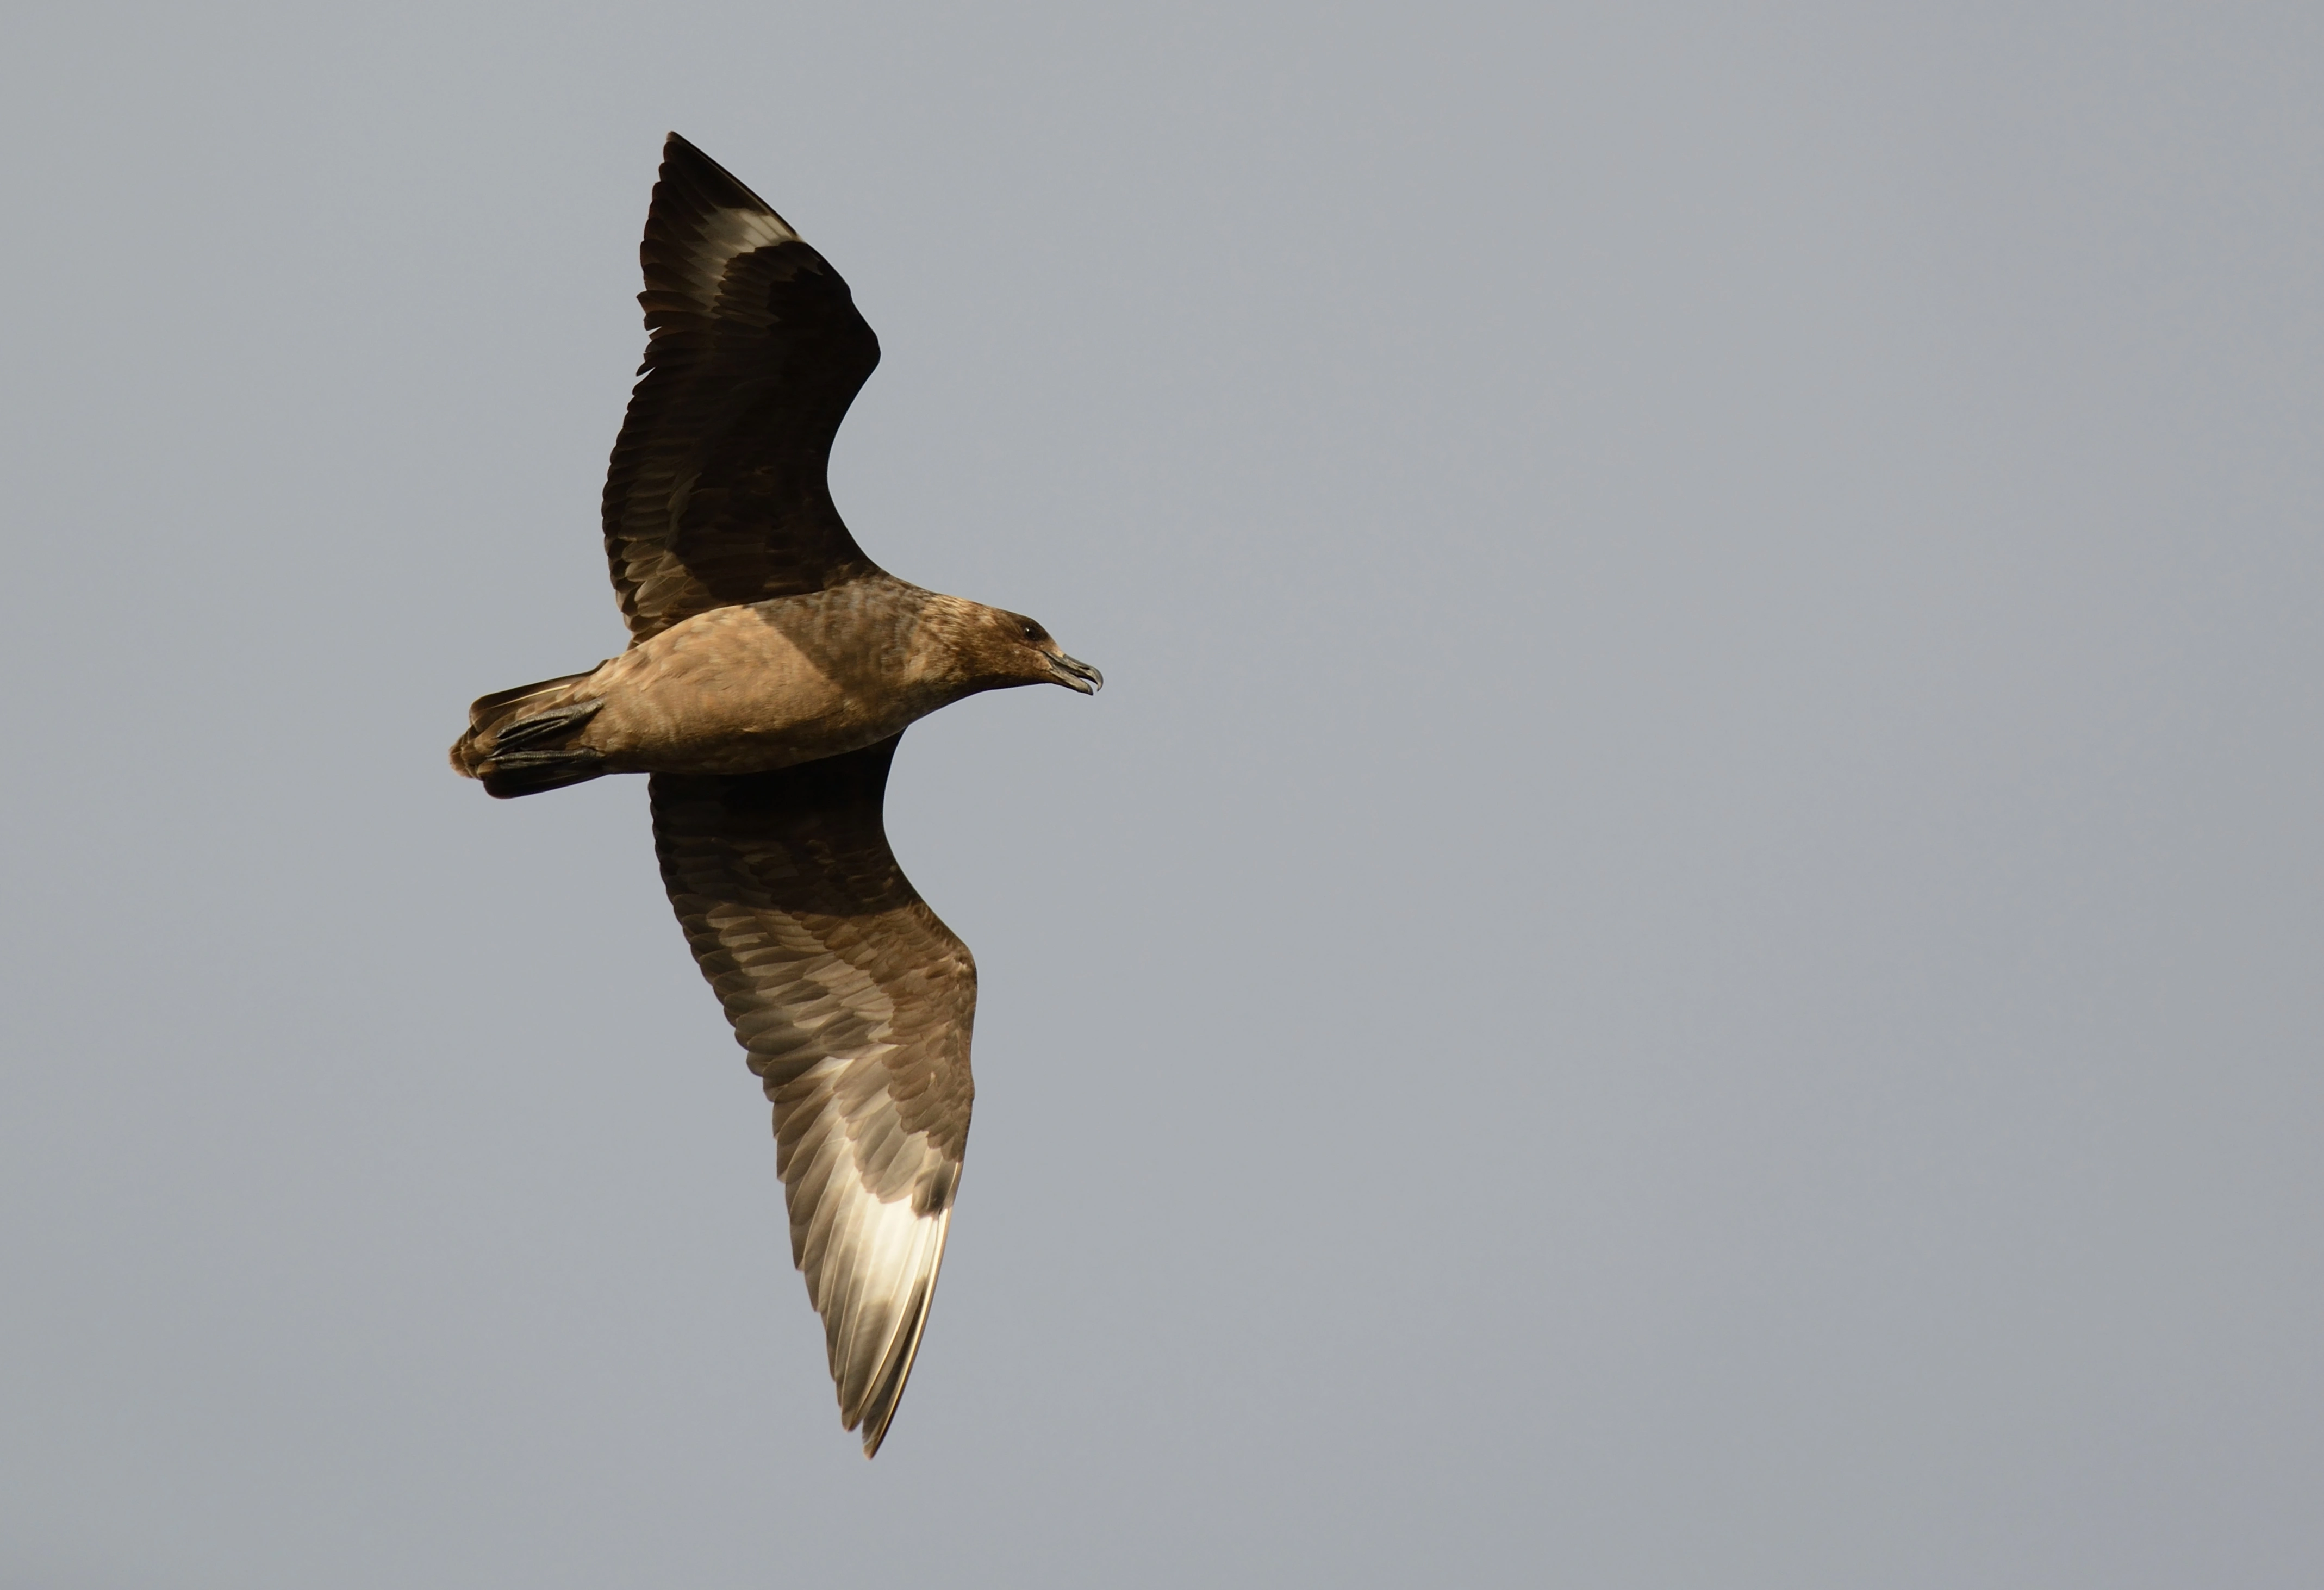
left=1046, top=651, right=1104, bottom=695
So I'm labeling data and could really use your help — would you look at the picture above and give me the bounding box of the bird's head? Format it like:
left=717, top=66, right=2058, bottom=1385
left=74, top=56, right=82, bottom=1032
left=919, top=596, right=1103, bottom=699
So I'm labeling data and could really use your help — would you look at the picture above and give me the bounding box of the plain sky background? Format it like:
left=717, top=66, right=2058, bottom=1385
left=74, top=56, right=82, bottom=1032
left=2, top=2, right=2319, bottom=1586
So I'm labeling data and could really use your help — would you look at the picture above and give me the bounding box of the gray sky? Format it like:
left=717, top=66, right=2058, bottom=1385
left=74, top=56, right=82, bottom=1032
left=3, top=2, right=2320, bottom=1585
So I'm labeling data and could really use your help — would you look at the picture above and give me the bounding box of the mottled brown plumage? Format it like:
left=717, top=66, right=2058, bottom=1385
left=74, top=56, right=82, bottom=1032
left=449, top=134, right=1098, bottom=1454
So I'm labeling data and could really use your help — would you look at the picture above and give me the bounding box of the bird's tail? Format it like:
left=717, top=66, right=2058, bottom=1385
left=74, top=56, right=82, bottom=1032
left=449, top=670, right=610, bottom=798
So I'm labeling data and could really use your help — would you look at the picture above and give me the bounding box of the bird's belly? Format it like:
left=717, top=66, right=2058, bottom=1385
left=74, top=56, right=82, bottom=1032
left=578, top=606, right=922, bottom=775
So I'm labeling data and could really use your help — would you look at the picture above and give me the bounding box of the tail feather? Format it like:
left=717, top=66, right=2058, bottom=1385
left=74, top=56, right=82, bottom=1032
left=450, top=668, right=611, bottom=798
left=490, top=699, right=605, bottom=752
left=479, top=747, right=608, bottom=798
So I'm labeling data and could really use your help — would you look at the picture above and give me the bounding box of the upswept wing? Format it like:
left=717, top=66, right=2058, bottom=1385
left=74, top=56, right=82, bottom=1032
left=650, top=737, right=975, bottom=1456
left=605, top=134, right=882, bottom=643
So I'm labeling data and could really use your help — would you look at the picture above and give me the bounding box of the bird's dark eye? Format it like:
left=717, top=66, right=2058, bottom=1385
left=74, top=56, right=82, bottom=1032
left=1020, top=620, right=1045, bottom=643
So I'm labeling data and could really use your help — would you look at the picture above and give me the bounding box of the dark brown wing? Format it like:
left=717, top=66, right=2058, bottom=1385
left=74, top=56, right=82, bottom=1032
left=605, top=134, right=883, bottom=644
left=651, top=737, right=974, bottom=1456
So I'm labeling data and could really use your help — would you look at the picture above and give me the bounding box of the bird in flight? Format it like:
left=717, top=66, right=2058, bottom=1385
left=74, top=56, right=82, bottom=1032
left=451, top=133, right=1100, bottom=1455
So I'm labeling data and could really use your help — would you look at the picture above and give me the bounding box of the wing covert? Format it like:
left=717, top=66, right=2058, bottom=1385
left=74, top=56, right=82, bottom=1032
left=650, top=736, right=974, bottom=1455
left=605, top=134, right=883, bottom=643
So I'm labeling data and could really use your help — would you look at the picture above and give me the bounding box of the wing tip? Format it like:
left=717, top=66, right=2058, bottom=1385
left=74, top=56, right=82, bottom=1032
left=838, top=1205, right=954, bottom=1460
left=654, top=129, right=781, bottom=221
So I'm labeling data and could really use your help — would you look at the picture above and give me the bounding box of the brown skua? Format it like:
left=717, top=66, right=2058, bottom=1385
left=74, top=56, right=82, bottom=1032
left=451, top=134, right=1099, bottom=1456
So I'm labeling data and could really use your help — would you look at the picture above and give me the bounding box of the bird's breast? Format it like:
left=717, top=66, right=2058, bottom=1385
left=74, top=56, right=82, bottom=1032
left=578, top=603, right=924, bottom=775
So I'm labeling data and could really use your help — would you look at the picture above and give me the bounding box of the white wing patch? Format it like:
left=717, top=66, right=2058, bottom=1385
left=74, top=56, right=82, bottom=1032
left=672, top=205, right=802, bottom=310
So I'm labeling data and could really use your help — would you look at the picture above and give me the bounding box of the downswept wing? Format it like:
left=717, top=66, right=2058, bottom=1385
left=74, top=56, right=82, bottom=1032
left=650, top=737, right=974, bottom=1456
left=606, top=134, right=883, bottom=644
